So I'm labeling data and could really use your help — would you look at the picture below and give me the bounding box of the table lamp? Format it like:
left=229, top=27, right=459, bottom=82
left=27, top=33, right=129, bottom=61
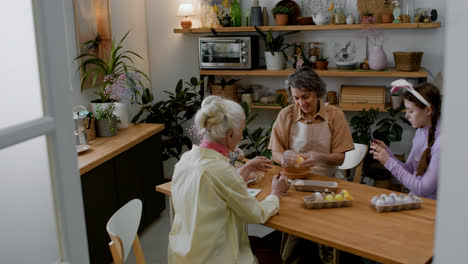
left=177, top=3, right=195, bottom=29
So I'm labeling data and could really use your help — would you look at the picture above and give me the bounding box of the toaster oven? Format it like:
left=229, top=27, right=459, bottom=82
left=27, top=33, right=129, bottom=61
left=199, top=36, right=258, bottom=69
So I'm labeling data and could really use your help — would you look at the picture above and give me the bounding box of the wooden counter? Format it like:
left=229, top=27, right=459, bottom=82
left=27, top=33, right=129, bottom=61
left=78, top=123, right=164, bottom=175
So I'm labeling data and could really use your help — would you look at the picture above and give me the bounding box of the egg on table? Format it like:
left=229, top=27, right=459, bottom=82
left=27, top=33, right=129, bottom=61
left=371, top=195, right=379, bottom=204
left=389, top=193, right=398, bottom=199
left=314, top=192, right=324, bottom=202
left=403, top=196, right=414, bottom=204
left=394, top=197, right=404, bottom=205
left=375, top=198, right=386, bottom=207
left=335, top=194, right=344, bottom=201
left=385, top=197, right=396, bottom=206
left=325, top=194, right=334, bottom=201
left=380, top=194, right=388, bottom=200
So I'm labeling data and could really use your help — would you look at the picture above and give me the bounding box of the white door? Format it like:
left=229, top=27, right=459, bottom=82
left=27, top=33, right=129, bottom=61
left=0, top=1, right=89, bottom=263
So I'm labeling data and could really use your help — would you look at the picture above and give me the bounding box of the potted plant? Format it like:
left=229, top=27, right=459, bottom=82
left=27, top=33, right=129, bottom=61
left=95, top=104, right=121, bottom=137
left=254, top=26, right=299, bottom=70
left=271, top=6, right=293, bottom=26
left=315, top=57, right=329, bottom=69
left=361, top=11, right=375, bottom=24
left=381, top=0, right=394, bottom=23
left=239, top=102, right=272, bottom=159
left=211, top=78, right=241, bottom=102
left=355, top=25, right=386, bottom=71
left=240, top=86, right=254, bottom=104
left=74, top=29, right=150, bottom=128
left=373, top=106, right=410, bottom=146
left=132, top=77, right=203, bottom=161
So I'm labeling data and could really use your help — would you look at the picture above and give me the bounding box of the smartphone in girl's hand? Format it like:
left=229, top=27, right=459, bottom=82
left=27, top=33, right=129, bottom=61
left=368, top=130, right=375, bottom=143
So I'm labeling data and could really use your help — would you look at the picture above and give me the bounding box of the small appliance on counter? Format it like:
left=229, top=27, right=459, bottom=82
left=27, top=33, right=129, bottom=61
left=199, top=36, right=258, bottom=69
left=73, top=106, right=92, bottom=153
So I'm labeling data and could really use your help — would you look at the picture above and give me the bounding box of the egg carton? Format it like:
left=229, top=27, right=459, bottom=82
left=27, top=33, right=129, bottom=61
left=303, top=192, right=353, bottom=209
left=370, top=193, right=423, bottom=213
left=292, top=179, right=338, bottom=192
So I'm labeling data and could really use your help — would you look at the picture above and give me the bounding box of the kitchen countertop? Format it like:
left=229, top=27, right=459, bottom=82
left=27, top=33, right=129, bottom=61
left=78, top=123, right=164, bottom=175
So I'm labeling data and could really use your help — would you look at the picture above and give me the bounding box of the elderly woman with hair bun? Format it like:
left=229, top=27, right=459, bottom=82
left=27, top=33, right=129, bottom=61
left=168, top=96, right=290, bottom=264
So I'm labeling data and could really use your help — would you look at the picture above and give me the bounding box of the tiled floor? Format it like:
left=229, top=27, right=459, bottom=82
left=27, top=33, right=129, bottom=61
left=125, top=197, right=275, bottom=264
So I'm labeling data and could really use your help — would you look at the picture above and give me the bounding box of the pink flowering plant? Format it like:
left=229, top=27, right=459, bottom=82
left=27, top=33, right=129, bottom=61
left=354, top=25, right=384, bottom=46
left=75, top=29, right=149, bottom=103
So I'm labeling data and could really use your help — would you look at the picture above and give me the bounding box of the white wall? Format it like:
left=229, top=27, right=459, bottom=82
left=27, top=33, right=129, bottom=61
left=433, top=0, right=468, bottom=262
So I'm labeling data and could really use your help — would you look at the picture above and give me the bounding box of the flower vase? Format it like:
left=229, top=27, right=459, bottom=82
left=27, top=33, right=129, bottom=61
left=369, top=45, right=387, bottom=71
left=114, top=102, right=129, bottom=128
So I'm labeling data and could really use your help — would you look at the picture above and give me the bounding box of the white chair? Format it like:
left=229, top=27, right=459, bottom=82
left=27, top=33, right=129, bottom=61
left=106, top=199, right=147, bottom=264
left=338, top=143, right=368, bottom=184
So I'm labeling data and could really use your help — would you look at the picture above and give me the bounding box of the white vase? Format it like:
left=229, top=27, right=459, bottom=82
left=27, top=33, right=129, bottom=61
left=114, top=102, right=129, bottom=128
left=264, top=51, right=284, bottom=70
left=391, top=95, right=403, bottom=109
left=241, top=93, right=253, bottom=104
left=346, top=15, right=354, bottom=24
left=369, top=45, right=387, bottom=71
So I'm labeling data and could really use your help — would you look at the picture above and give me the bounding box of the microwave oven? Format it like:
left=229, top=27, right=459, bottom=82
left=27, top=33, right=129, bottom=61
left=199, top=36, right=258, bottom=69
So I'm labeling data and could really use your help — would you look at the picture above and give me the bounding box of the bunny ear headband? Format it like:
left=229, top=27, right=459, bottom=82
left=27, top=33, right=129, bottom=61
left=391, top=79, right=431, bottom=107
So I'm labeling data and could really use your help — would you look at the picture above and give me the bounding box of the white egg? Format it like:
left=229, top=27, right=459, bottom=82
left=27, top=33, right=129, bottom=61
left=399, top=194, right=405, bottom=198
left=380, top=194, right=388, bottom=200
left=385, top=197, right=396, bottom=206
left=295, top=180, right=305, bottom=186
left=389, top=193, right=398, bottom=199
left=403, top=196, right=414, bottom=204
left=395, top=197, right=404, bottom=205
left=370, top=196, right=379, bottom=204
left=314, top=192, right=324, bottom=202
left=375, top=198, right=385, bottom=207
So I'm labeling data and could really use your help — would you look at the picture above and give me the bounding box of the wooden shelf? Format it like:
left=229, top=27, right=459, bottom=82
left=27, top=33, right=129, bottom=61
left=201, top=67, right=428, bottom=78
left=251, top=104, right=405, bottom=112
left=174, top=23, right=441, bottom=33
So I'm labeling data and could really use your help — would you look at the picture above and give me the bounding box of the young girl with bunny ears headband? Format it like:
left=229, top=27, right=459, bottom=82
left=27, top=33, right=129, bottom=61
left=370, top=79, right=442, bottom=199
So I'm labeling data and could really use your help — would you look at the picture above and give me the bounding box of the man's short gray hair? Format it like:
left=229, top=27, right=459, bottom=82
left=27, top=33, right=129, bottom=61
left=194, top=96, right=245, bottom=140
left=287, top=66, right=326, bottom=98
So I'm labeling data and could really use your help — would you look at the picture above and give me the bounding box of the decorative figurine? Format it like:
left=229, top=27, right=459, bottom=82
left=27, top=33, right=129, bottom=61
left=392, top=0, right=401, bottom=23
left=295, top=56, right=304, bottom=68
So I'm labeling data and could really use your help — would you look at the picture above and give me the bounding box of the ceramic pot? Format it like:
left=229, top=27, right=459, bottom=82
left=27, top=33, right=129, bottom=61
left=346, top=15, right=354, bottom=24
left=265, top=51, right=284, bottom=70
left=391, top=95, right=403, bottom=108
left=315, top=61, right=329, bottom=69
left=369, top=45, right=387, bottom=71
left=241, top=93, right=253, bottom=104
left=113, top=102, right=129, bottom=128
left=95, top=117, right=118, bottom=137
left=361, top=16, right=374, bottom=24
left=381, top=13, right=393, bottom=23
left=275, top=14, right=289, bottom=26
left=222, top=16, right=231, bottom=27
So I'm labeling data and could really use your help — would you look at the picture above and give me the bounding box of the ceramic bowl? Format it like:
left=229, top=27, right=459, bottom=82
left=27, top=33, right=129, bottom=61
left=282, top=166, right=310, bottom=180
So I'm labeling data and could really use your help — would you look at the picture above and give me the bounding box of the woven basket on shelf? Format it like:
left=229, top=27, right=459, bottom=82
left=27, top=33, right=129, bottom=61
left=211, top=84, right=239, bottom=102
left=393, top=52, right=424, bottom=72
left=84, top=116, right=96, bottom=141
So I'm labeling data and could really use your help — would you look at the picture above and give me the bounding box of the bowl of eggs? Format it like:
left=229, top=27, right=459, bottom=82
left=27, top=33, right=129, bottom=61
left=303, top=189, right=353, bottom=209
left=370, top=193, right=423, bottom=212
left=282, top=155, right=310, bottom=180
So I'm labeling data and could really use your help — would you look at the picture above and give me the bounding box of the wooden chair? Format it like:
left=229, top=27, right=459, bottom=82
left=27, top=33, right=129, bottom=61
left=106, top=199, right=146, bottom=264
left=338, top=143, right=368, bottom=184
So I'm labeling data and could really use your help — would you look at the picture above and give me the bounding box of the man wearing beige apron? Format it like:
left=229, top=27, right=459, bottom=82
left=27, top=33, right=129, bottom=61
left=269, top=67, right=355, bottom=264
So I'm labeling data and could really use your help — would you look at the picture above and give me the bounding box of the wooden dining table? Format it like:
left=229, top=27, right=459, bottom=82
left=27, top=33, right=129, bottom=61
left=156, top=165, right=436, bottom=264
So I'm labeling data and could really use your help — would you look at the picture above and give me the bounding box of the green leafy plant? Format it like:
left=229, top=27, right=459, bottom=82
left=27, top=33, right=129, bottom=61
left=373, top=106, right=411, bottom=146
left=241, top=86, right=254, bottom=94
left=74, top=29, right=149, bottom=103
left=95, top=104, right=121, bottom=134
left=254, top=26, right=299, bottom=55
left=350, top=108, right=379, bottom=145
left=316, top=56, right=329, bottom=62
left=361, top=11, right=374, bottom=17
left=132, top=77, right=203, bottom=161
left=239, top=102, right=272, bottom=159
left=271, top=6, right=293, bottom=16
left=276, top=94, right=289, bottom=108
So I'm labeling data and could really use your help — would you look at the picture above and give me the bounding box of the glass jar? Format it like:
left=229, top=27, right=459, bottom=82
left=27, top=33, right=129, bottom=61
left=400, top=0, right=414, bottom=23
left=308, top=42, right=321, bottom=61
left=334, top=8, right=346, bottom=24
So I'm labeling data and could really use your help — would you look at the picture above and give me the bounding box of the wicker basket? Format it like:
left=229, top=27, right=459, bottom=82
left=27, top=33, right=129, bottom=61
left=211, top=84, right=239, bottom=102
left=393, top=52, right=424, bottom=72
left=84, top=116, right=96, bottom=141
